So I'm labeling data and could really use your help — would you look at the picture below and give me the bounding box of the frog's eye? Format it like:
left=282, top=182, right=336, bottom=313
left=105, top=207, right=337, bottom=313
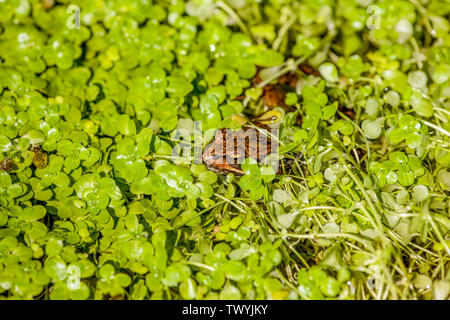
left=253, top=109, right=283, bottom=125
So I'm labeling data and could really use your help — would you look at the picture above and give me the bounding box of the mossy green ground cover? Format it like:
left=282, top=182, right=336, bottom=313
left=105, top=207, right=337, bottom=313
left=0, top=0, right=449, bottom=300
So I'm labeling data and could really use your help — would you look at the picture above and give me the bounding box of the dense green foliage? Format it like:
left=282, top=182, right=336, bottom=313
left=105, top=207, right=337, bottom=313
left=0, top=0, right=449, bottom=300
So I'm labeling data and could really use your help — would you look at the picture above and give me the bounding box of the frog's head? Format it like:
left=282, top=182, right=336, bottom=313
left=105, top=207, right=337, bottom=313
left=251, top=108, right=284, bottom=128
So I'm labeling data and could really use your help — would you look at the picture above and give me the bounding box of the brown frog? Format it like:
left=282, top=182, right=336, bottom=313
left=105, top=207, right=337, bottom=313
left=202, top=110, right=281, bottom=176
